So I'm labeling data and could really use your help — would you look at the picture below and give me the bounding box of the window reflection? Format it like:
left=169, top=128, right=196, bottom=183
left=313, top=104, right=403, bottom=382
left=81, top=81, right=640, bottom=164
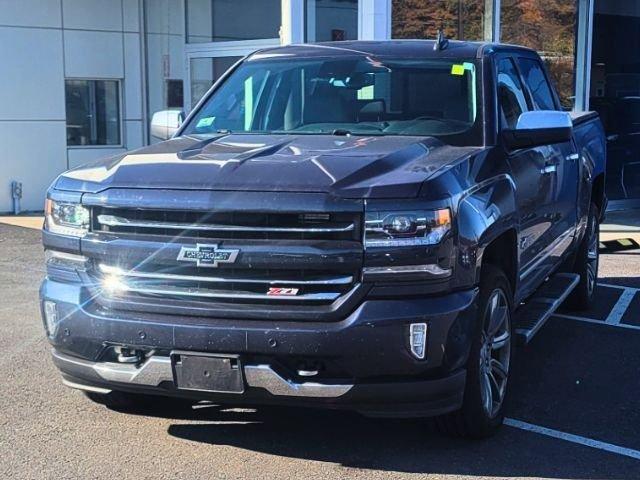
left=501, top=0, right=577, bottom=110
left=186, top=0, right=281, bottom=43
left=306, top=0, right=358, bottom=42
left=65, top=80, right=120, bottom=146
left=392, top=0, right=488, bottom=41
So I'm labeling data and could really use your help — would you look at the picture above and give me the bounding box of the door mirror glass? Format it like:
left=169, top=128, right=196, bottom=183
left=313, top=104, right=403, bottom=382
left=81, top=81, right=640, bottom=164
left=150, top=110, right=184, bottom=140
left=503, top=110, right=573, bottom=150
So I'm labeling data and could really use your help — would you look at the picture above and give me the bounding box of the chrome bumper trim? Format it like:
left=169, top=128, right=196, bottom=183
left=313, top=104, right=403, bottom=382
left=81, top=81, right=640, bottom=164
left=97, top=214, right=355, bottom=233
left=53, top=351, right=353, bottom=399
left=244, top=365, right=353, bottom=398
left=52, top=349, right=173, bottom=386
left=62, top=378, right=112, bottom=394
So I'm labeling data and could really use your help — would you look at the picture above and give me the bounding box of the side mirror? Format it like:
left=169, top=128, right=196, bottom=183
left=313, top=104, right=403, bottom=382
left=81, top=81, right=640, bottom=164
left=503, top=111, right=573, bottom=150
left=150, top=110, right=184, bottom=140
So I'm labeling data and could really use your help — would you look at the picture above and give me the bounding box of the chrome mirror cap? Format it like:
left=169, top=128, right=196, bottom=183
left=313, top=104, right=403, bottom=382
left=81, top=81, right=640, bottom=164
left=515, top=110, right=572, bottom=131
left=504, top=110, right=573, bottom=150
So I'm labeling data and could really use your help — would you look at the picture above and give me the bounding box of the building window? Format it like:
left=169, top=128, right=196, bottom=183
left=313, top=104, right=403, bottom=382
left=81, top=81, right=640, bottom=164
left=392, top=0, right=489, bottom=41
left=501, top=0, right=577, bottom=110
left=166, top=79, right=184, bottom=109
left=306, top=0, right=358, bottom=42
left=186, top=0, right=281, bottom=43
left=65, top=80, right=121, bottom=146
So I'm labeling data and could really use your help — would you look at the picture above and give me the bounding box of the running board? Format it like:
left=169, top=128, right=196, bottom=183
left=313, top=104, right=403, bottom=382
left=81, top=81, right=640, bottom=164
left=514, top=273, right=580, bottom=344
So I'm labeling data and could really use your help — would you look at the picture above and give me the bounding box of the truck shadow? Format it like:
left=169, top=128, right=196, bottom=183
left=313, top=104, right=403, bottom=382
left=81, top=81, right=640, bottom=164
left=159, top=403, right=639, bottom=478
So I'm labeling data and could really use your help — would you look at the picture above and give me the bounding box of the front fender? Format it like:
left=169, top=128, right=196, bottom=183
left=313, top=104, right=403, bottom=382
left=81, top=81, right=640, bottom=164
left=454, top=174, right=518, bottom=289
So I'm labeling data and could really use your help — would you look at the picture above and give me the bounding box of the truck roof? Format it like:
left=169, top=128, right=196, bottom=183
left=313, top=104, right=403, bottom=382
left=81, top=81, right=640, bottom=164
left=252, top=40, right=537, bottom=60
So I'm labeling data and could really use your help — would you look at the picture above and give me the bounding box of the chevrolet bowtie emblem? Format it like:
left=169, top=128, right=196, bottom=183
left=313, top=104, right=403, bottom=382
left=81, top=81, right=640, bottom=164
left=177, top=244, right=239, bottom=268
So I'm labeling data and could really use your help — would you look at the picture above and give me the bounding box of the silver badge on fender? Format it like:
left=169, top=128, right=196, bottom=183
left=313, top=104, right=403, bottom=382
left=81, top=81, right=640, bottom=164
left=177, top=244, right=239, bottom=268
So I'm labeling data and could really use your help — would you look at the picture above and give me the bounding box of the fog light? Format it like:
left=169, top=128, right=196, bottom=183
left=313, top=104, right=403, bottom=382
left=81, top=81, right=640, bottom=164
left=43, top=300, right=59, bottom=337
left=409, top=323, right=427, bottom=359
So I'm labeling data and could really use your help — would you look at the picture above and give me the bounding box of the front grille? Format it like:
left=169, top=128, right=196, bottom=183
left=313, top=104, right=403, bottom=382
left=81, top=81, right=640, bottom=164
left=93, top=207, right=360, bottom=241
left=96, top=263, right=355, bottom=305
left=87, top=206, right=364, bottom=319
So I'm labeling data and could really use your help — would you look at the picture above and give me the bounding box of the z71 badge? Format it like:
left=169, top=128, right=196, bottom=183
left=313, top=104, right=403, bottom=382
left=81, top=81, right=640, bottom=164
left=266, top=287, right=300, bottom=296
left=177, top=244, right=239, bottom=268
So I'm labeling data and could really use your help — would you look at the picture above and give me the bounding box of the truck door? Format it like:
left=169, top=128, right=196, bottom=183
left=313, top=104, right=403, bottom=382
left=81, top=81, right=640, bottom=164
left=516, top=56, right=579, bottom=269
left=496, top=57, right=558, bottom=296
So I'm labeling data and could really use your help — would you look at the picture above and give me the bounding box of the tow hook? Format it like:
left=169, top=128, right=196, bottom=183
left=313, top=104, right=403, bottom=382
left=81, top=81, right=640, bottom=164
left=114, top=346, right=144, bottom=364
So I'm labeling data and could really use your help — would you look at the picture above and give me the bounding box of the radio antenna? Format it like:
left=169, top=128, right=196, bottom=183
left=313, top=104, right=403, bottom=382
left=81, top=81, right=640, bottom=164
left=434, top=28, right=449, bottom=51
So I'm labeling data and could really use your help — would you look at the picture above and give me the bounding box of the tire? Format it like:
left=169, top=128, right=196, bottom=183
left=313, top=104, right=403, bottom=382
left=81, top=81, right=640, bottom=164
left=84, top=390, right=193, bottom=412
left=436, top=265, right=514, bottom=438
left=566, top=202, right=600, bottom=310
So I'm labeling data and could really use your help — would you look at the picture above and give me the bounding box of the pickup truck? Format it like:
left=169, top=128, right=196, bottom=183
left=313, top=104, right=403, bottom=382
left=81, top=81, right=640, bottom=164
left=41, top=40, right=606, bottom=438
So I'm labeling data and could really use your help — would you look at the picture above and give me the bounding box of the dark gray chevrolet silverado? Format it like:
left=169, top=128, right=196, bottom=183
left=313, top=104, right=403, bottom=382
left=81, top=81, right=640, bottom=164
left=41, top=40, right=606, bottom=437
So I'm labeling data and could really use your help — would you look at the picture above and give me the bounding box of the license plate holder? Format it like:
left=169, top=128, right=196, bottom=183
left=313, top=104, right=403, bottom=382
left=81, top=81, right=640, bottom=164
left=172, top=352, right=244, bottom=394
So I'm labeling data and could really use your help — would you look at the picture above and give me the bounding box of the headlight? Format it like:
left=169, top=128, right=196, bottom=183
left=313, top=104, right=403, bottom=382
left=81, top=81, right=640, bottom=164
left=44, top=199, right=90, bottom=237
left=365, top=208, right=451, bottom=248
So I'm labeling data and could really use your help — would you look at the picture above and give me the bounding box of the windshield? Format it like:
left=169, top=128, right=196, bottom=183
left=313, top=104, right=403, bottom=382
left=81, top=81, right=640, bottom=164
left=183, top=55, right=481, bottom=145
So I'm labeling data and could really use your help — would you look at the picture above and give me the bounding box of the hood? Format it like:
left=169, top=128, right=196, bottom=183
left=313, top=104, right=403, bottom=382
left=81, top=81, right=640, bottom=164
left=56, top=134, right=481, bottom=198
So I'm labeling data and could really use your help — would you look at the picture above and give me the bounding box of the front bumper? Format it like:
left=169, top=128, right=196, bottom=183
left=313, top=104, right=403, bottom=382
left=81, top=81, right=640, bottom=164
left=41, top=278, right=478, bottom=417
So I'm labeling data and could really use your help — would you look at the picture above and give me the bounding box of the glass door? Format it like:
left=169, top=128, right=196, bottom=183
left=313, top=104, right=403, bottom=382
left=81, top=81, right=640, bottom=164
left=184, top=0, right=281, bottom=112
left=590, top=0, right=640, bottom=207
left=184, top=39, right=280, bottom=112
left=187, top=55, right=242, bottom=110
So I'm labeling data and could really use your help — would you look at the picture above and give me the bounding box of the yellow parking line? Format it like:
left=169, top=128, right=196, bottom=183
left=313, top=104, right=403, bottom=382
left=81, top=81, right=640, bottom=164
left=0, top=216, right=43, bottom=230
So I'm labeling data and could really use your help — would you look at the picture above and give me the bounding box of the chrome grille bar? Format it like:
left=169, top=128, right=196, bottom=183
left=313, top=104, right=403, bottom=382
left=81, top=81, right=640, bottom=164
left=99, top=264, right=354, bottom=286
left=97, top=214, right=355, bottom=233
left=108, top=284, right=342, bottom=302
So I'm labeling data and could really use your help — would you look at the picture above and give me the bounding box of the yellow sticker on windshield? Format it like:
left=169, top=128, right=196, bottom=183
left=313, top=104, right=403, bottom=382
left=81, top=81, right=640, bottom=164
left=451, top=64, right=465, bottom=75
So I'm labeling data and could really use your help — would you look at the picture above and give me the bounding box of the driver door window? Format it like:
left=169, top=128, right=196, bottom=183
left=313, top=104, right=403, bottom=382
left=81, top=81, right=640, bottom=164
left=517, top=58, right=557, bottom=111
left=497, top=58, right=528, bottom=130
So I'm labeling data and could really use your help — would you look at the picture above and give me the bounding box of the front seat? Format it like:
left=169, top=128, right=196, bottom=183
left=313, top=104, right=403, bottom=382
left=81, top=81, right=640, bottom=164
left=303, top=84, right=354, bottom=124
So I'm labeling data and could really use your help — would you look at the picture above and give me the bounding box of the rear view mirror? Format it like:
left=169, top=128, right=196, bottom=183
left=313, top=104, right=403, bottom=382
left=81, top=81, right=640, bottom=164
left=151, top=110, right=184, bottom=140
left=503, top=110, right=572, bottom=150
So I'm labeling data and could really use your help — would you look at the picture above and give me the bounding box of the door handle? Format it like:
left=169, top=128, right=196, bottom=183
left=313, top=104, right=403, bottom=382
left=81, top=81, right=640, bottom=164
left=566, top=153, right=579, bottom=162
left=541, top=164, right=557, bottom=174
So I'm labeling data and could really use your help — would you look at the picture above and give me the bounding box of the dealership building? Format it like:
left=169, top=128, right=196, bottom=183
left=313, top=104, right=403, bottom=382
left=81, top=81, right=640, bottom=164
left=0, top=0, right=638, bottom=212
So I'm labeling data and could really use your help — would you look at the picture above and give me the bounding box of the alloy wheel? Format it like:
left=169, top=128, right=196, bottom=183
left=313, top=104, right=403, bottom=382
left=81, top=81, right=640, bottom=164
left=479, top=289, right=511, bottom=418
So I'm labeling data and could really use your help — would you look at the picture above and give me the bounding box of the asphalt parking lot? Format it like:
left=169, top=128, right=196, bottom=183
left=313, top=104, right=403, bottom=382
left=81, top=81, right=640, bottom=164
left=1, top=222, right=640, bottom=479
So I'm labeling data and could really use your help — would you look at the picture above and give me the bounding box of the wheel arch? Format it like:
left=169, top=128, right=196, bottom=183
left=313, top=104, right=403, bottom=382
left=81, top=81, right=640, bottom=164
left=480, top=229, right=518, bottom=298
left=591, top=173, right=606, bottom=219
